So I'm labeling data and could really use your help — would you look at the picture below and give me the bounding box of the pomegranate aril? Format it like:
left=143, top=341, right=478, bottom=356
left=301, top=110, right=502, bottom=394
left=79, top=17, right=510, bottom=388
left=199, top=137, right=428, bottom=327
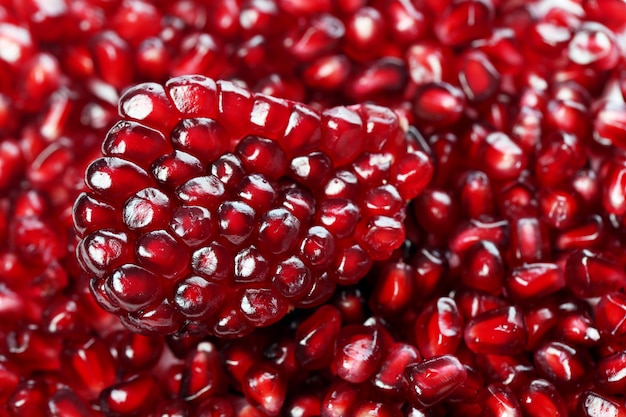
left=333, top=324, right=382, bottom=384
left=242, top=362, right=286, bottom=417
left=179, top=342, right=225, bottom=403
left=100, top=373, right=158, bottom=416
left=577, top=391, right=626, bottom=417
left=464, top=305, right=527, bottom=355
left=479, top=132, right=527, bottom=182
left=458, top=170, right=495, bottom=219
left=372, top=343, right=420, bottom=399
left=556, top=311, right=601, bottom=348
left=507, top=263, right=565, bottom=299
left=403, top=354, right=467, bottom=408
left=413, top=82, right=465, bottom=128
left=48, top=387, right=97, bottom=417
left=519, top=379, right=568, bottom=417
left=343, top=58, right=407, bottom=102
left=596, top=292, right=626, bottom=340
left=111, top=331, right=164, bottom=374
left=480, top=383, right=522, bottom=417
left=448, top=217, right=509, bottom=255
left=461, top=241, right=504, bottom=295
left=524, top=304, right=559, bottom=351
left=533, top=341, right=593, bottom=386
left=344, top=6, right=386, bottom=59
left=413, top=188, right=458, bottom=237
left=61, top=337, right=115, bottom=400
left=595, top=351, right=626, bottom=395
left=90, top=30, right=134, bottom=89
left=435, top=0, right=494, bottom=46
left=568, top=22, right=619, bottom=71
left=475, top=353, right=536, bottom=391
left=458, top=50, right=501, bottom=102
left=383, top=0, right=426, bottom=44
left=7, top=378, right=48, bottom=417
left=369, top=261, right=415, bottom=317
left=414, top=297, right=463, bottom=358
left=321, top=379, right=361, bottom=417
left=565, top=249, right=626, bottom=298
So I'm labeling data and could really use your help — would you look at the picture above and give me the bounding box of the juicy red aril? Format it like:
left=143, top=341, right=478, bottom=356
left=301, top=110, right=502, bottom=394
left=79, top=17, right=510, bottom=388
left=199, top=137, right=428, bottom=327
left=413, top=82, right=465, bottom=128
left=369, top=261, right=415, bottom=318
left=577, top=391, right=626, bottom=417
left=372, top=343, right=421, bottom=399
left=595, top=292, right=626, bottom=340
left=565, top=249, right=625, bottom=298
left=464, top=305, right=528, bottom=355
left=100, top=373, right=158, bottom=416
left=461, top=241, right=504, bottom=295
left=414, top=297, right=463, bottom=358
left=242, top=362, right=286, bottom=417
left=333, top=324, right=382, bottom=384
left=596, top=351, right=626, bottom=395
left=403, top=354, right=467, bottom=408
left=507, top=263, right=565, bottom=299
left=533, top=341, right=592, bottom=386
left=480, top=383, right=522, bottom=417
left=475, top=353, right=536, bottom=392
left=519, top=379, right=568, bottom=417
left=435, top=0, right=494, bottom=46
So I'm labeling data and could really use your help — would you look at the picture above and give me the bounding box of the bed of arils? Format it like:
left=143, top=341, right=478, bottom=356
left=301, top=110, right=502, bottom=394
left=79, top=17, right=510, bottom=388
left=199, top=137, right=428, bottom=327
left=2, top=0, right=626, bottom=416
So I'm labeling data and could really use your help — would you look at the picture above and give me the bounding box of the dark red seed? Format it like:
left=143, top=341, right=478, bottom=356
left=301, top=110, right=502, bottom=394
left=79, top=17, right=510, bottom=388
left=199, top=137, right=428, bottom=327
left=415, top=297, right=463, bottom=358
left=333, top=324, right=382, bottom=384
left=519, top=379, right=568, bottom=417
left=533, top=341, right=592, bottom=385
left=403, top=355, right=467, bottom=408
left=464, top=305, right=527, bottom=355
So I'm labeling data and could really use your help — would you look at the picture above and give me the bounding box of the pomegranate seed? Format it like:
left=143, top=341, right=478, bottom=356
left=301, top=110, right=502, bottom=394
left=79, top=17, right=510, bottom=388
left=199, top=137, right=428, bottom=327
left=461, top=241, right=504, bottom=295
left=413, top=82, right=466, bottom=128
left=403, top=354, right=468, bottom=408
left=321, top=379, right=361, bottom=417
left=333, top=324, right=382, bottom=384
left=475, top=353, right=536, bottom=391
left=596, top=351, right=626, bottom=395
left=595, top=101, right=626, bottom=149
left=533, top=341, right=593, bottom=386
left=464, top=305, right=527, bottom=355
left=100, top=373, right=158, bottom=416
left=435, top=0, right=494, bottom=46
left=519, top=379, right=568, bottom=417
left=507, top=263, right=565, bottom=299
left=577, top=391, right=626, bottom=417
left=480, top=383, right=522, bottom=417
left=344, top=7, right=386, bottom=59
left=596, top=292, right=626, bottom=341
left=414, top=297, right=463, bottom=358
left=372, top=342, right=420, bottom=400
left=295, top=305, right=342, bottom=370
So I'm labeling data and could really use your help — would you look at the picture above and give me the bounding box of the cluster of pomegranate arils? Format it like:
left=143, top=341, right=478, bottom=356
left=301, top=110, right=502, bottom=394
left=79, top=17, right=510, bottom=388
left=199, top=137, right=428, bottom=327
left=2, top=0, right=626, bottom=416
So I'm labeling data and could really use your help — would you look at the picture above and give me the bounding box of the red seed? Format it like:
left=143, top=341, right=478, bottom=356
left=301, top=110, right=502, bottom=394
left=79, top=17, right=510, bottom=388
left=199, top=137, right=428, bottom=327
left=333, top=324, right=382, bottom=384
left=519, top=379, right=568, bottom=417
left=403, top=354, right=468, bottom=408
left=464, top=305, right=527, bottom=355
left=507, top=263, right=565, bottom=299
left=414, top=297, right=463, bottom=358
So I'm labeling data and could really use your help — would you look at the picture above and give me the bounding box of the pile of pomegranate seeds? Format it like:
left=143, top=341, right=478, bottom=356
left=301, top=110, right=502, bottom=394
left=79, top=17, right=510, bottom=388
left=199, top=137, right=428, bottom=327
left=2, top=0, right=626, bottom=415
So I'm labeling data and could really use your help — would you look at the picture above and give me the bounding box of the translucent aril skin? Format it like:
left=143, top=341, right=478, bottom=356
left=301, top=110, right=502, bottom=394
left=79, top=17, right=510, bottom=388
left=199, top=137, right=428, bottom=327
left=75, top=75, right=433, bottom=338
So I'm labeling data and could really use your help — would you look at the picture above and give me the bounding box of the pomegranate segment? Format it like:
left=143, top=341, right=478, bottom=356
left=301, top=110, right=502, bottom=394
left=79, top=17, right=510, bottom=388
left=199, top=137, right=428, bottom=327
left=75, top=76, right=431, bottom=338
